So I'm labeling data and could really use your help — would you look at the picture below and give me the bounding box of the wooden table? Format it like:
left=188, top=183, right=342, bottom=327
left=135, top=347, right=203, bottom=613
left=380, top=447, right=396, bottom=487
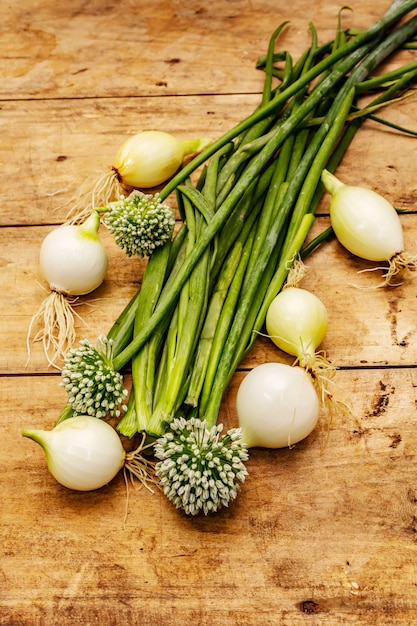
left=3, top=1, right=417, bottom=623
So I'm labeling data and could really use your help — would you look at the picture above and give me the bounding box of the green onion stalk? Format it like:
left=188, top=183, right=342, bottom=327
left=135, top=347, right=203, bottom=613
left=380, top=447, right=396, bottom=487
left=57, top=1, right=417, bottom=515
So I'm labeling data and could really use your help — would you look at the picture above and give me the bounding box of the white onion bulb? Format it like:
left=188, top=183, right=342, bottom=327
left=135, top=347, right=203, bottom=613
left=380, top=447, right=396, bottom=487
left=322, top=169, right=404, bottom=262
left=40, top=213, right=108, bottom=296
left=266, top=287, right=328, bottom=365
left=236, top=362, right=319, bottom=448
left=28, top=210, right=108, bottom=366
left=65, top=131, right=212, bottom=224
left=22, top=416, right=126, bottom=491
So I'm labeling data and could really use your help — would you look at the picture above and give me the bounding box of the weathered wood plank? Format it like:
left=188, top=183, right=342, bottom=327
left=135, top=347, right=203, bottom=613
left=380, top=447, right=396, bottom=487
left=2, top=0, right=405, bottom=100
left=3, top=367, right=417, bottom=625
left=2, top=92, right=417, bottom=227
left=4, top=215, right=417, bottom=375
left=0, top=95, right=258, bottom=226
left=3, top=0, right=417, bottom=623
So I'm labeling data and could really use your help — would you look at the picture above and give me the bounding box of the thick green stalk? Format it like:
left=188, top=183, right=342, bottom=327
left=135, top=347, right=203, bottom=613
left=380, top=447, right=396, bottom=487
left=199, top=228, right=257, bottom=418
left=185, top=196, right=263, bottom=408
left=116, top=243, right=171, bottom=436
left=132, top=244, right=172, bottom=432
left=279, top=87, right=355, bottom=262
left=113, top=32, right=388, bottom=372
left=202, top=17, right=412, bottom=426
left=147, top=199, right=211, bottom=435
left=211, top=167, right=273, bottom=282
left=156, top=0, right=417, bottom=203
left=184, top=244, right=243, bottom=408
left=241, top=138, right=294, bottom=292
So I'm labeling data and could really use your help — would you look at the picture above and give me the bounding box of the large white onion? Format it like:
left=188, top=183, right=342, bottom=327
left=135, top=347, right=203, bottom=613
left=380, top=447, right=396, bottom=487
left=236, top=362, right=319, bottom=448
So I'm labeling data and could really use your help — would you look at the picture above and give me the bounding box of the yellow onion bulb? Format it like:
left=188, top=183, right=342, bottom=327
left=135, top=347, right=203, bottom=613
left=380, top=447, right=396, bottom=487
left=112, top=130, right=211, bottom=188
left=266, top=287, right=328, bottom=363
left=22, top=416, right=126, bottom=491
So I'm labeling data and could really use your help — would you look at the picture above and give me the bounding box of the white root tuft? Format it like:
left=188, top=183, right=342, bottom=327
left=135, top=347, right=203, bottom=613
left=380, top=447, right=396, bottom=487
left=124, top=434, right=159, bottom=496
left=353, top=250, right=417, bottom=289
left=65, top=168, right=125, bottom=225
left=284, top=256, right=308, bottom=288
left=26, top=290, right=84, bottom=368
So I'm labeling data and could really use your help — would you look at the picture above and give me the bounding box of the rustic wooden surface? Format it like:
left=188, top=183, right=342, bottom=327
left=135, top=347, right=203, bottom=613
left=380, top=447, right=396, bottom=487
left=2, top=0, right=417, bottom=624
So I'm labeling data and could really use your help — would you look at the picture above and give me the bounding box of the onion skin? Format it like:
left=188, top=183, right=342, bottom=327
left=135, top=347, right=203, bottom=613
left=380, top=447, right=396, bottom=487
left=112, top=131, right=212, bottom=189
left=22, top=416, right=126, bottom=491
left=266, top=287, right=328, bottom=362
left=322, top=169, right=404, bottom=261
left=40, top=212, right=108, bottom=296
left=113, top=131, right=184, bottom=188
left=236, top=362, right=319, bottom=448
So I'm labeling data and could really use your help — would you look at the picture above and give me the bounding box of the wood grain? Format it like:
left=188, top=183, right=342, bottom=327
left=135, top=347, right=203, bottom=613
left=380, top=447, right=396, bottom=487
left=4, top=368, right=417, bottom=625
left=3, top=0, right=417, bottom=624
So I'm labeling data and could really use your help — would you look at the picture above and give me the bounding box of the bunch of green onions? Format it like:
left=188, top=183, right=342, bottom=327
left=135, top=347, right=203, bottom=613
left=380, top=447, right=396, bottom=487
left=41, top=0, right=417, bottom=514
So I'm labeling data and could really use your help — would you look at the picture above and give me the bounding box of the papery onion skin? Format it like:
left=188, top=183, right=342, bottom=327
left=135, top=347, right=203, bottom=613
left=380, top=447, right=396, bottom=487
left=322, top=169, right=404, bottom=261
left=40, top=212, right=108, bottom=296
left=236, top=362, right=319, bottom=448
left=22, top=416, right=126, bottom=491
left=266, top=287, right=328, bottom=361
left=113, top=131, right=183, bottom=188
left=113, top=131, right=212, bottom=188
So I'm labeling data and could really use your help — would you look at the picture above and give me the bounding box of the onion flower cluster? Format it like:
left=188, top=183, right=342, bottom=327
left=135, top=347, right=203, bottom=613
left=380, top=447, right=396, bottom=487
left=103, top=190, right=175, bottom=257
left=61, top=335, right=128, bottom=418
left=154, top=417, right=249, bottom=516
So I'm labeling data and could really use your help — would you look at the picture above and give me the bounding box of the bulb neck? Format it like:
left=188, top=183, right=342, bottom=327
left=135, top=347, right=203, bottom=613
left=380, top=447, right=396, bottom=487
left=22, top=428, right=47, bottom=449
left=321, top=169, right=345, bottom=195
left=180, top=137, right=212, bottom=158
left=78, top=210, right=101, bottom=240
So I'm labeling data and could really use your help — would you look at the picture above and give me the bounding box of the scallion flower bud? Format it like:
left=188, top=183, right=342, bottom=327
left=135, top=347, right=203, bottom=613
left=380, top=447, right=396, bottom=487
left=103, top=190, right=175, bottom=257
left=61, top=335, right=128, bottom=418
left=154, top=417, right=249, bottom=515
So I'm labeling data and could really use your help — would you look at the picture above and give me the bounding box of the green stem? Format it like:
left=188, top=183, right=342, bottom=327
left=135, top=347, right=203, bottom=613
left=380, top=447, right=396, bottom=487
left=156, top=0, right=417, bottom=203
left=199, top=228, right=257, bottom=418
left=147, top=202, right=211, bottom=435
left=185, top=195, right=262, bottom=408
left=279, top=86, right=355, bottom=261
left=202, top=12, right=417, bottom=426
left=113, top=32, right=387, bottom=372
